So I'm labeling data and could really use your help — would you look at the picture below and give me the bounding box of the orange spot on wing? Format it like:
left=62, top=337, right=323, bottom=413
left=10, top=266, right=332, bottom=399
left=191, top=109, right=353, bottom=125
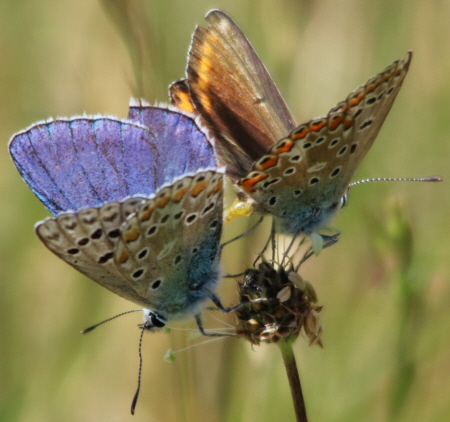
left=349, top=92, right=364, bottom=107
left=156, top=196, right=170, bottom=208
left=173, top=92, right=194, bottom=113
left=191, top=181, right=207, bottom=197
left=310, top=121, right=326, bottom=132
left=117, top=248, right=129, bottom=264
left=260, top=156, right=278, bottom=169
left=124, top=227, right=140, bottom=242
left=292, top=127, right=309, bottom=140
left=172, top=187, right=188, bottom=202
left=329, top=114, right=345, bottom=131
left=240, top=174, right=268, bottom=192
left=274, top=140, right=294, bottom=153
left=140, top=205, right=154, bottom=222
left=207, top=179, right=223, bottom=196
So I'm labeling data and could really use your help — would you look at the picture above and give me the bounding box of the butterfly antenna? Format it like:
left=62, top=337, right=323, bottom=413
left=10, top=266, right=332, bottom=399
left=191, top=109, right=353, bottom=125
left=80, top=309, right=143, bottom=334
left=220, top=216, right=263, bottom=250
left=349, top=176, right=442, bottom=187
left=131, top=324, right=146, bottom=415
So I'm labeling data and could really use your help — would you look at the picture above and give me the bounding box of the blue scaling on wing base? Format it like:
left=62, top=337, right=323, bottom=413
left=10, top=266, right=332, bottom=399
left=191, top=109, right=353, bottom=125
left=128, top=102, right=216, bottom=185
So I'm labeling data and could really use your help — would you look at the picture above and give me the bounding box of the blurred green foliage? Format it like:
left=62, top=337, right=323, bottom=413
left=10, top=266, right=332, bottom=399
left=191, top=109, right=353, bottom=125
left=0, top=1, right=449, bottom=421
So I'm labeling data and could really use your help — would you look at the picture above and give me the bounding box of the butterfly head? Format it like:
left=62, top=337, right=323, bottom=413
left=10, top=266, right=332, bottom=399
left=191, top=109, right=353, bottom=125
left=142, top=309, right=167, bottom=330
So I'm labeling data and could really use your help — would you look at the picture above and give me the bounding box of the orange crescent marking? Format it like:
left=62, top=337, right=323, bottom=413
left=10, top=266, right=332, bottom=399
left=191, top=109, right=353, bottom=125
left=275, top=140, right=294, bottom=153
left=124, top=227, right=140, bottom=242
left=310, top=121, right=326, bottom=132
left=117, top=248, right=129, bottom=264
left=156, top=196, right=170, bottom=208
left=140, top=205, right=154, bottom=222
left=191, top=181, right=207, bottom=197
left=292, top=127, right=309, bottom=140
left=207, top=179, right=223, bottom=197
left=260, top=156, right=278, bottom=169
left=349, top=92, right=364, bottom=107
left=172, top=187, right=188, bottom=202
left=240, top=174, right=268, bottom=192
left=329, top=114, right=345, bottom=131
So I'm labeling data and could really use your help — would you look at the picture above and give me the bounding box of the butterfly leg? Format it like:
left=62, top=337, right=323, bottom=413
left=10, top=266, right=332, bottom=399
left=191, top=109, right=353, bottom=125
left=220, top=216, right=263, bottom=250
left=194, top=314, right=235, bottom=337
left=253, top=219, right=276, bottom=266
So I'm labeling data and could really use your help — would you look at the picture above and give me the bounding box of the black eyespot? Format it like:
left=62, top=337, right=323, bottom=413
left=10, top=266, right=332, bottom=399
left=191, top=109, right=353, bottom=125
left=108, top=228, right=121, bottom=238
left=77, top=237, right=89, bottom=246
left=338, top=146, right=347, bottom=156
left=354, top=109, right=362, bottom=119
left=359, top=120, right=373, bottom=129
left=176, top=182, right=184, bottom=189
left=330, top=138, right=339, bottom=147
left=138, top=249, right=148, bottom=259
left=196, top=175, right=206, bottom=182
left=330, top=202, right=339, bottom=210
left=192, top=248, right=198, bottom=254
left=151, top=279, right=161, bottom=289
left=262, top=178, right=280, bottom=188
left=174, top=255, right=182, bottom=265
left=132, top=269, right=144, bottom=279
left=316, top=137, right=325, bottom=144
left=378, top=92, right=385, bottom=100
left=284, top=168, right=295, bottom=175
left=161, top=214, right=170, bottom=223
left=186, top=214, right=197, bottom=223
left=303, top=142, right=312, bottom=149
left=98, top=252, right=114, bottom=264
left=331, top=167, right=341, bottom=177
left=210, top=220, right=218, bottom=228
left=290, top=155, right=301, bottom=161
left=174, top=211, right=183, bottom=219
left=294, top=190, right=302, bottom=196
left=64, top=222, right=77, bottom=230
left=67, top=248, right=79, bottom=255
left=147, top=226, right=157, bottom=236
left=310, top=177, right=320, bottom=185
left=350, top=144, right=357, bottom=154
left=259, top=156, right=273, bottom=165
left=202, top=203, right=215, bottom=215
left=367, top=97, right=376, bottom=105
left=269, top=197, right=277, bottom=206
left=387, top=87, right=394, bottom=94
left=91, top=228, right=102, bottom=239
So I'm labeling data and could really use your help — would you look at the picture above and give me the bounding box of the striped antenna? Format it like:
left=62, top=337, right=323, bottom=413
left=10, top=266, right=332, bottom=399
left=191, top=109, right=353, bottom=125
left=349, top=176, right=442, bottom=187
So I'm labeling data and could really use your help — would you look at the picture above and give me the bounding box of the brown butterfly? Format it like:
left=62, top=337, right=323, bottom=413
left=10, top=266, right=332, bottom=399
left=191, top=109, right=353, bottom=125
left=171, top=10, right=439, bottom=235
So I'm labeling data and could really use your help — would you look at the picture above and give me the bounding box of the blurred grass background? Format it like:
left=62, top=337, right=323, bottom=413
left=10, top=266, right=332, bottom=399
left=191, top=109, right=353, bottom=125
left=0, top=0, right=449, bottom=421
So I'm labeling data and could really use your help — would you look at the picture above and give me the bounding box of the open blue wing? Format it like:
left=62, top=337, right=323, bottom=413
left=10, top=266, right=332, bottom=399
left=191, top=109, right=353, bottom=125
left=10, top=110, right=215, bottom=216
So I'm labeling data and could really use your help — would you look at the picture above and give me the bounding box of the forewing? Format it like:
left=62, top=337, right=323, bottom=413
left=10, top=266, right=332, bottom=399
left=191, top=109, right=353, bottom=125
left=127, top=100, right=216, bottom=185
left=180, top=10, right=297, bottom=180
left=114, top=170, right=223, bottom=316
left=35, top=197, right=150, bottom=307
left=239, top=52, right=412, bottom=216
left=9, top=118, right=161, bottom=216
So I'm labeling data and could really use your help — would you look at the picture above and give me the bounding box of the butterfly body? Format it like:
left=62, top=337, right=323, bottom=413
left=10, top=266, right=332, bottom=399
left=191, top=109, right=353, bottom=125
left=171, top=10, right=413, bottom=235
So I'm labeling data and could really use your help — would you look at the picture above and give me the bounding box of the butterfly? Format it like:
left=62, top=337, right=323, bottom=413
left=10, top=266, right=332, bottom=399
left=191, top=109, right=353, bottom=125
left=9, top=101, right=226, bottom=330
left=170, top=10, right=418, bottom=235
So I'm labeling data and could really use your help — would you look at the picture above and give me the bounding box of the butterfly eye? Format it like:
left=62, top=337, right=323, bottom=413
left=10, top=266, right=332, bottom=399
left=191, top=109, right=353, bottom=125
left=341, top=194, right=348, bottom=208
left=150, top=313, right=166, bottom=328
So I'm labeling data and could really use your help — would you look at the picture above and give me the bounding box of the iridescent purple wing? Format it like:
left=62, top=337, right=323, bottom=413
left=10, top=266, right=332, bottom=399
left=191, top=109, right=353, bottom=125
left=10, top=111, right=215, bottom=216
left=128, top=100, right=216, bottom=185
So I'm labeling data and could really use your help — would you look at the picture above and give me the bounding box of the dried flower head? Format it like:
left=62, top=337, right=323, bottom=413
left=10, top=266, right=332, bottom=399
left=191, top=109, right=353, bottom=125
left=235, top=261, right=323, bottom=347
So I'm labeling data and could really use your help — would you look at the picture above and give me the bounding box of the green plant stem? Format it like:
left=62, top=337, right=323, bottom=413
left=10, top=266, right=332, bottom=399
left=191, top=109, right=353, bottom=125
left=278, top=340, right=308, bottom=422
